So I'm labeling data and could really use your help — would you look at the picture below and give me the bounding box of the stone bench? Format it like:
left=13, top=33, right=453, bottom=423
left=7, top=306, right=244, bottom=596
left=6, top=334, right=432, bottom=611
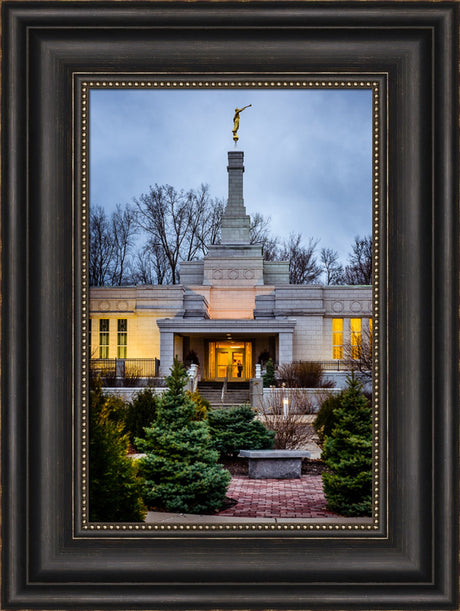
left=239, top=449, right=311, bottom=479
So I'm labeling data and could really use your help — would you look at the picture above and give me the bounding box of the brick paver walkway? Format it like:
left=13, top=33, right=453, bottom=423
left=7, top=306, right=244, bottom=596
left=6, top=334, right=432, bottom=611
left=217, top=475, right=339, bottom=519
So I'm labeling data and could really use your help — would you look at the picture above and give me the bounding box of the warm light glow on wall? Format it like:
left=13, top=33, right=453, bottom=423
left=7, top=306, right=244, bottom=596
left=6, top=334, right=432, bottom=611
left=368, top=318, right=373, bottom=358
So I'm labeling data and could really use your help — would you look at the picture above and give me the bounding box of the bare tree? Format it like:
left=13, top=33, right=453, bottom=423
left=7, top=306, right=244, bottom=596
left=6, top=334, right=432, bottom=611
left=109, top=203, right=138, bottom=286
left=343, top=235, right=372, bottom=285
left=320, top=247, right=344, bottom=285
left=342, top=324, right=373, bottom=381
left=249, top=212, right=280, bottom=261
left=205, top=198, right=224, bottom=247
left=134, top=184, right=192, bottom=284
left=130, top=244, right=172, bottom=285
left=186, top=185, right=224, bottom=256
left=130, top=249, right=155, bottom=285
left=258, top=387, right=328, bottom=449
left=261, top=236, right=280, bottom=261
left=249, top=212, right=270, bottom=244
left=89, top=205, right=115, bottom=286
left=279, top=234, right=321, bottom=284
left=134, top=184, right=224, bottom=284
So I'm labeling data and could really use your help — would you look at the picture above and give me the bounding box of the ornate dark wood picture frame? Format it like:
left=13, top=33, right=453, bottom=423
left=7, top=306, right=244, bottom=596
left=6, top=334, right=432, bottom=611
left=2, top=2, right=458, bottom=609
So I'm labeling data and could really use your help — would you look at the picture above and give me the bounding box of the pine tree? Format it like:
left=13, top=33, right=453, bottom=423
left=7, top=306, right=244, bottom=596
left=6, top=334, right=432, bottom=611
left=89, top=379, right=147, bottom=522
left=321, top=375, right=372, bottom=516
left=136, top=359, right=231, bottom=514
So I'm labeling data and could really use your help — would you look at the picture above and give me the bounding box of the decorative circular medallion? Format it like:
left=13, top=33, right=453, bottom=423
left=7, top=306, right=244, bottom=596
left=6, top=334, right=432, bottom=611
left=99, top=300, right=110, bottom=311
left=332, top=301, right=344, bottom=313
left=117, top=300, right=128, bottom=311
left=213, top=269, right=223, bottom=280
left=228, top=269, right=239, bottom=280
left=351, top=301, right=362, bottom=312
left=244, top=269, right=254, bottom=279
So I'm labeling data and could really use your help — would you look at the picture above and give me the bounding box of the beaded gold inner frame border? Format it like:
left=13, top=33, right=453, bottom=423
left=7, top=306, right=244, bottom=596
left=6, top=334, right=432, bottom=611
left=76, top=74, right=387, bottom=535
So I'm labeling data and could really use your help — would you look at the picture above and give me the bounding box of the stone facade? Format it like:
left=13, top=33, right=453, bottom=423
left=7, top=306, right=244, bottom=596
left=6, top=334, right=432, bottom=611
left=89, top=149, right=371, bottom=380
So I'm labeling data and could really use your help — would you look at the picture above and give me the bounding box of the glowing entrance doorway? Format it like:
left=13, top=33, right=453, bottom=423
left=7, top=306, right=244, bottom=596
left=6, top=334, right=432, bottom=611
left=206, top=341, right=253, bottom=381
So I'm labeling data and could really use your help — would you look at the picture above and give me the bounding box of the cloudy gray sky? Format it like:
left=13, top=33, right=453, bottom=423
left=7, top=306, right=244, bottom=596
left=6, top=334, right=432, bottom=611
left=90, top=88, right=372, bottom=262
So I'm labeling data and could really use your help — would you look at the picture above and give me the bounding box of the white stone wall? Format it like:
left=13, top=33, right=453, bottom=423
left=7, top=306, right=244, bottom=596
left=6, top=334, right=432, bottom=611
left=292, top=315, right=325, bottom=361
left=89, top=283, right=372, bottom=369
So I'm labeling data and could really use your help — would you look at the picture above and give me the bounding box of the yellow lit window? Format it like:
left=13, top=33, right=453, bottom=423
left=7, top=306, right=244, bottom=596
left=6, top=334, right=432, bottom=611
left=99, top=319, right=109, bottom=359
left=368, top=318, right=373, bottom=357
left=351, top=318, right=362, bottom=359
left=117, top=319, right=127, bottom=359
left=332, top=318, right=343, bottom=359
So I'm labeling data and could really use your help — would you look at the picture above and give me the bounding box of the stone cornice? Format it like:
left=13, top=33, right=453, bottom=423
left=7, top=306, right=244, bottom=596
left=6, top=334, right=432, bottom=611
left=156, top=318, right=296, bottom=333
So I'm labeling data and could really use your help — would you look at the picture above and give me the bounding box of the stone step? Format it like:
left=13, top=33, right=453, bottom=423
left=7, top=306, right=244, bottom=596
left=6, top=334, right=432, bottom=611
left=197, top=384, right=251, bottom=409
left=199, top=393, right=250, bottom=402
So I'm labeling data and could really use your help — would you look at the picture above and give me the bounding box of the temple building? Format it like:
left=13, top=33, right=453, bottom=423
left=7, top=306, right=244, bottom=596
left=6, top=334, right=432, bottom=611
left=89, top=148, right=372, bottom=383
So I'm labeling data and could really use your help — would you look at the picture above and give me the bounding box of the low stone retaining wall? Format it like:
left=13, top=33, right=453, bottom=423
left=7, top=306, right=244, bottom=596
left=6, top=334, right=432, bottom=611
left=103, top=387, right=166, bottom=401
left=103, top=385, right=342, bottom=411
left=250, top=384, right=341, bottom=413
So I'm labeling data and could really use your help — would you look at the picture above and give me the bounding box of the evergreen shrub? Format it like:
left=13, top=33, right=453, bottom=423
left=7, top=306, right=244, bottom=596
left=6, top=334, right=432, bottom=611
left=262, top=358, right=277, bottom=387
left=186, top=390, right=211, bottom=421
left=136, top=359, right=231, bottom=514
left=208, top=405, right=275, bottom=457
left=313, top=392, right=344, bottom=445
left=89, top=379, right=147, bottom=522
left=321, top=375, right=372, bottom=516
left=124, top=387, right=158, bottom=449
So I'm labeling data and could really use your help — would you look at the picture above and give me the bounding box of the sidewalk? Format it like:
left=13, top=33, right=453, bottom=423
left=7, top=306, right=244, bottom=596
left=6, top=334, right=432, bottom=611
left=217, top=474, right=337, bottom=519
left=145, top=472, right=372, bottom=524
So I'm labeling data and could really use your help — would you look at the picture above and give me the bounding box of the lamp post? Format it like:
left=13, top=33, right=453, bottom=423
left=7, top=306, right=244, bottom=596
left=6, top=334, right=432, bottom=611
left=283, top=397, right=289, bottom=420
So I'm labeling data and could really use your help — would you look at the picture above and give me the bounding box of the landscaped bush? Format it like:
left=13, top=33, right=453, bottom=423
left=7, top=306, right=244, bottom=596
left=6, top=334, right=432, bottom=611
left=321, top=375, right=372, bottom=516
left=262, top=358, right=277, bottom=387
left=275, top=363, right=297, bottom=387
left=313, top=392, right=344, bottom=446
left=124, top=387, right=159, bottom=449
left=259, top=388, right=318, bottom=449
left=277, top=361, right=334, bottom=388
left=89, top=380, right=129, bottom=430
left=89, top=379, right=147, bottom=522
left=136, top=359, right=231, bottom=514
left=296, top=362, right=334, bottom=388
left=207, top=405, right=275, bottom=458
left=186, top=390, right=211, bottom=421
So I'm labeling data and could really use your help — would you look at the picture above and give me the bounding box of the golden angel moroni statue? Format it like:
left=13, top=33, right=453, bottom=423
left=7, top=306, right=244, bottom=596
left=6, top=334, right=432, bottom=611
left=232, top=104, right=252, bottom=142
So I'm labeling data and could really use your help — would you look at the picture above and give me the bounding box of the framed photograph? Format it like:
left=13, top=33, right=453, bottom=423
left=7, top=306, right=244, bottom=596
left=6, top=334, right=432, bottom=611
left=2, top=2, right=458, bottom=609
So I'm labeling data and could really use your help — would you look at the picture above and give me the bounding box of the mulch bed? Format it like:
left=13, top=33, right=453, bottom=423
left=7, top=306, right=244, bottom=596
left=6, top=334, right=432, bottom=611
left=220, top=456, right=330, bottom=476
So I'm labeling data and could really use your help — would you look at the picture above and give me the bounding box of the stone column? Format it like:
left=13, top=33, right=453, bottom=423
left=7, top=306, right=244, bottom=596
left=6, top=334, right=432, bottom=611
left=343, top=318, right=351, bottom=356
left=278, top=331, right=294, bottom=365
left=250, top=377, right=264, bottom=410
left=159, top=331, right=175, bottom=376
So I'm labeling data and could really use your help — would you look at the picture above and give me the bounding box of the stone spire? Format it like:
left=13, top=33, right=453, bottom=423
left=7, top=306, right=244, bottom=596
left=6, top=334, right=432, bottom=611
left=179, top=146, right=290, bottom=288
left=221, top=150, right=251, bottom=244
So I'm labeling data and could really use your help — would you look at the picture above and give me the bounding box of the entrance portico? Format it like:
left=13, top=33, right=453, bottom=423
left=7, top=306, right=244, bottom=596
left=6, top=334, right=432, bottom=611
left=157, top=319, right=296, bottom=379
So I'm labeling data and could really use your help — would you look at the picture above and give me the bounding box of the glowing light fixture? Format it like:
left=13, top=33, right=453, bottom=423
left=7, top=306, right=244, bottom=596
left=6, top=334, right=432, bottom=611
left=283, top=397, right=289, bottom=420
